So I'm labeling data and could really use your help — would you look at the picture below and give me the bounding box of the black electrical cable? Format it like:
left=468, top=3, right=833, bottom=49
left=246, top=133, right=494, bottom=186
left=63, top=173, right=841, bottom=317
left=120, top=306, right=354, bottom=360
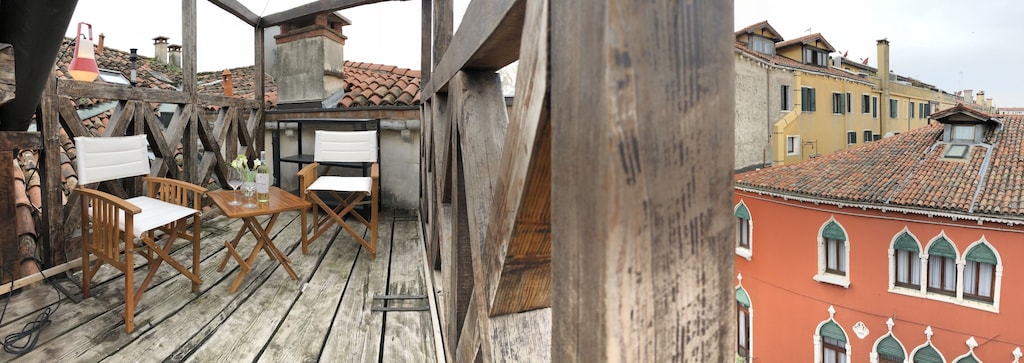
left=0, top=258, right=61, bottom=355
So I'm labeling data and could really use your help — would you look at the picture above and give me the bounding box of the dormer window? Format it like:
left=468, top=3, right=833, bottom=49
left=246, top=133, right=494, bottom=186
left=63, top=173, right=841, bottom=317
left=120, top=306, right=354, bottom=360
left=950, top=125, right=977, bottom=143
left=803, top=47, right=828, bottom=67
left=751, top=35, right=775, bottom=55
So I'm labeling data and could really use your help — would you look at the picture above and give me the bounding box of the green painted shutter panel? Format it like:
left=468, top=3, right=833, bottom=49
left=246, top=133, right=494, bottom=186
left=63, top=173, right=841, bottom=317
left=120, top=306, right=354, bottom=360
left=819, top=321, right=846, bottom=342
left=893, top=232, right=919, bottom=252
left=965, top=243, right=998, bottom=265
left=876, top=335, right=905, bottom=360
left=955, top=355, right=979, bottom=363
left=913, top=344, right=942, bottom=363
left=822, top=221, right=846, bottom=241
left=736, top=287, right=751, bottom=308
left=928, top=238, right=956, bottom=258
left=735, top=204, right=751, bottom=220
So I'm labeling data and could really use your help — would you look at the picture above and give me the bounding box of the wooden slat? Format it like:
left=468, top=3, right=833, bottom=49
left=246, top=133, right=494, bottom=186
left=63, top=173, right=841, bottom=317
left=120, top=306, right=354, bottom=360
left=450, top=141, right=481, bottom=361
left=57, top=79, right=189, bottom=104
left=259, top=0, right=389, bottom=27
left=423, top=0, right=524, bottom=98
left=142, top=105, right=180, bottom=179
left=0, top=150, right=16, bottom=279
left=41, top=73, right=66, bottom=265
left=101, top=100, right=135, bottom=137
left=432, top=0, right=452, bottom=71
left=381, top=219, right=435, bottom=361
left=254, top=26, right=266, bottom=154
left=198, top=94, right=260, bottom=108
left=483, top=0, right=551, bottom=316
left=420, top=0, right=433, bottom=83
left=205, top=0, right=260, bottom=26
left=550, top=0, right=735, bottom=361
left=490, top=308, right=551, bottom=362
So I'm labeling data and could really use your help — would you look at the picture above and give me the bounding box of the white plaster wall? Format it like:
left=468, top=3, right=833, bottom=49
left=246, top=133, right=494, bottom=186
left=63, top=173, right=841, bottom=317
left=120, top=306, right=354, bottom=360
left=734, top=53, right=791, bottom=171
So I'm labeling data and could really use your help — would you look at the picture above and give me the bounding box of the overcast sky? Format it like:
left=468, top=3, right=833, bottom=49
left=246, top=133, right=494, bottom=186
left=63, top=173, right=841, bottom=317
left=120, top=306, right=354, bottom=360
left=67, top=1, right=1023, bottom=106
left=736, top=0, right=1024, bottom=107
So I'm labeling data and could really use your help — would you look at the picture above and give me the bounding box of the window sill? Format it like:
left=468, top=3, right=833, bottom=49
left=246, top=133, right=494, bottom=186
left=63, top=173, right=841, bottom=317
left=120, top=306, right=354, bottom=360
left=813, top=273, right=850, bottom=288
left=887, top=286, right=998, bottom=313
left=735, top=247, right=752, bottom=261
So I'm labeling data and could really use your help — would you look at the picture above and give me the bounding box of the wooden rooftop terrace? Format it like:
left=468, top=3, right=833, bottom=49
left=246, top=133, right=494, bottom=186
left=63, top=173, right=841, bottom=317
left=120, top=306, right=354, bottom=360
left=0, top=209, right=442, bottom=362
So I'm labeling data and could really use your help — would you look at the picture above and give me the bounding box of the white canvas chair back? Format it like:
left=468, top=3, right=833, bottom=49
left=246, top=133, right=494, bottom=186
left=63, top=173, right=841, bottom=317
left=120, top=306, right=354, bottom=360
left=313, top=130, right=378, bottom=163
left=75, top=135, right=151, bottom=185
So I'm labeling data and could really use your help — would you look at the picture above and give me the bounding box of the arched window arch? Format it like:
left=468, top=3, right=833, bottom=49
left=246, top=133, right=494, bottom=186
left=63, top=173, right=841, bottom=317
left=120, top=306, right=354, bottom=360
left=814, top=217, right=850, bottom=287
left=962, top=238, right=1002, bottom=309
left=910, top=327, right=947, bottom=363
left=889, top=228, right=923, bottom=292
left=870, top=318, right=907, bottom=363
left=925, top=233, right=958, bottom=297
left=735, top=201, right=753, bottom=260
left=814, top=306, right=850, bottom=363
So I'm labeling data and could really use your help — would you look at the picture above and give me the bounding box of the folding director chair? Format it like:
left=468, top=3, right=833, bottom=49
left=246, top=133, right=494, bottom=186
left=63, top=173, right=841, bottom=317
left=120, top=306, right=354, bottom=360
left=296, top=130, right=379, bottom=258
left=75, top=135, right=206, bottom=332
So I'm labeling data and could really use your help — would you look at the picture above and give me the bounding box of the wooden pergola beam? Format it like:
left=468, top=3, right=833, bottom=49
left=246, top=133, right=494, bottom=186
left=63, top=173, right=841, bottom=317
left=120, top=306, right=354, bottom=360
left=259, top=0, right=390, bottom=27
left=422, top=0, right=524, bottom=99
left=206, top=0, right=260, bottom=27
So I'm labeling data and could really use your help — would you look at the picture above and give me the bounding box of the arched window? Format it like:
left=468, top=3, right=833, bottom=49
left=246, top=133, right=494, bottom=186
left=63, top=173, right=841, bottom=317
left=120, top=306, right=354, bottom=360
left=953, top=354, right=980, bottom=363
left=892, top=230, right=922, bottom=290
left=815, top=218, right=850, bottom=287
left=871, top=318, right=907, bottom=363
left=926, top=236, right=958, bottom=296
left=911, top=344, right=945, bottom=363
left=736, top=286, right=752, bottom=362
left=820, top=320, right=848, bottom=363
left=963, top=242, right=998, bottom=303
left=735, top=202, right=752, bottom=260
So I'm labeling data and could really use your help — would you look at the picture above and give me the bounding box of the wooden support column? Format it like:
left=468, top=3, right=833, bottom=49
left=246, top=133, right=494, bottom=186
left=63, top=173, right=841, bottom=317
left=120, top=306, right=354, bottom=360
left=182, top=0, right=199, bottom=185
left=551, top=0, right=736, bottom=361
left=40, top=73, right=64, bottom=266
left=254, top=26, right=265, bottom=154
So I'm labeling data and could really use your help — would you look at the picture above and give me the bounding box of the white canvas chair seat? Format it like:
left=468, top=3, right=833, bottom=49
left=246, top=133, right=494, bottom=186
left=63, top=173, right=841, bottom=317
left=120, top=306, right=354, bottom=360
left=306, top=176, right=373, bottom=193
left=75, top=135, right=206, bottom=333
left=297, top=130, right=379, bottom=258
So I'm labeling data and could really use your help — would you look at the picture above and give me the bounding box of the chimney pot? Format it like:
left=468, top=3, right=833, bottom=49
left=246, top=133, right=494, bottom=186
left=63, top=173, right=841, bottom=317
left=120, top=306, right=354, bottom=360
left=168, top=44, right=182, bottom=67
left=222, top=69, right=233, bottom=97
left=153, top=36, right=169, bottom=63
left=97, top=33, right=105, bottom=54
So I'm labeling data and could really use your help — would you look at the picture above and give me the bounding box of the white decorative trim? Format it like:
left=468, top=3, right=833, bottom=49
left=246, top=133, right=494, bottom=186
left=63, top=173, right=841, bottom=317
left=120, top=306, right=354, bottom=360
left=853, top=322, right=869, bottom=339
left=735, top=200, right=753, bottom=261
left=951, top=336, right=981, bottom=363
left=888, top=227, right=923, bottom=293
left=736, top=275, right=754, bottom=362
left=814, top=216, right=851, bottom=288
left=736, top=247, right=753, bottom=260
left=961, top=236, right=1003, bottom=312
left=813, top=306, right=851, bottom=363
left=1013, top=347, right=1022, bottom=363
left=909, top=326, right=947, bottom=363
left=869, top=318, right=909, bottom=363
left=787, top=135, right=801, bottom=156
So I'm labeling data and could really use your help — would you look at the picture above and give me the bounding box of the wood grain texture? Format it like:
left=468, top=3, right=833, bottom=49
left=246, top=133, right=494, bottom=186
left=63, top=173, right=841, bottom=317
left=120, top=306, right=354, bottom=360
left=259, top=0, right=388, bottom=27
left=57, top=79, right=189, bottom=104
left=41, top=73, right=66, bottom=265
left=483, top=0, right=551, bottom=316
left=381, top=219, right=435, bottom=362
left=423, top=0, right=524, bottom=97
left=0, top=150, right=16, bottom=280
left=0, top=44, right=14, bottom=106
left=206, top=0, right=260, bottom=26
left=490, top=308, right=551, bottom=362
left=551, top=0, right=736, bottom=362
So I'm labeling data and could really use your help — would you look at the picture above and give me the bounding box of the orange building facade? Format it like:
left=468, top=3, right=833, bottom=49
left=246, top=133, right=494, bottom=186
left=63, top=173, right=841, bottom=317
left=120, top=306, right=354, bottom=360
left=733, top=105, right=1024, bottom=362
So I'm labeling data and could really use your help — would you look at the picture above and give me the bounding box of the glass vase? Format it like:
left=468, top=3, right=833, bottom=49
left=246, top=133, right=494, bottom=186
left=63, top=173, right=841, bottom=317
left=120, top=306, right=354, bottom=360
left=241, top=181, right=257, bottom=208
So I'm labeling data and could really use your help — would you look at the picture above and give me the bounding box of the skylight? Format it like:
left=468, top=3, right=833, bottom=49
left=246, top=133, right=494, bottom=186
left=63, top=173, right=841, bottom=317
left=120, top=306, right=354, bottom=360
left=944, top=144, right=969, bottom=159
left=98, top=69, right=130, bottom=85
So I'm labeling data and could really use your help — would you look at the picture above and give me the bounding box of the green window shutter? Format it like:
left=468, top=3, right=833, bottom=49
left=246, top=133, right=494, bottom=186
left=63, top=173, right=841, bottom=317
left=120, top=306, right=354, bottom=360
left=811, top=89, right=817, bottom=112
left=735, top=204, right=751, bottom=220
left=955, top=354, right=980, bottom=363
left=875, top=335, right=905, bottom=360
left=965, top=243, right=998, bottom=265
left=893, top=232, right=920, bottom=252
left=927, top=238, right=956, bottom=258
left=913, top=344, right=943, bottom=363
left=821, top=221, right=846, bottom=241
left=736, top=287, right=751, bottom=308
left=819, top=321, right=846, bottom=342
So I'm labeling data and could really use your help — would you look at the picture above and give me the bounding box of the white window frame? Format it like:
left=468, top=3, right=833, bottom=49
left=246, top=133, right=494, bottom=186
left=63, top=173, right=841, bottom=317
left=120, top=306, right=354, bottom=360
left=888, top=228, right=925, bottom=295
left=888, top=232, right=1001, bottom=313
left=909, top=342, right=947, bottom=363
left=736, top=283, right=754, bottom=363
left=869, top=332, right=908, bottom=363
left=787, top=135, right=800, bottom=156
left=814, top=217, right=851, bottom=288
left=813, top=308, right=851, bottom=363
left=847, top=130, right=856, bottom=145
left=959, top=238, right=1003, bottom=312
left=735, top=201, right=753, bottom=260
left=861, top=94, right=871, bottom=114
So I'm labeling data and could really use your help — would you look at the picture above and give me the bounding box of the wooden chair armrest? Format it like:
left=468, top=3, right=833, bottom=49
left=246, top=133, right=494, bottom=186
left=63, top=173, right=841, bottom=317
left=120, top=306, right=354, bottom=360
left=76, top=187, right=142, bottom=215
left=370, top=163, right=379, bottom=179
left=297, top=162, right=321, bottom=193
left=142, top=176, right=207, bottom=210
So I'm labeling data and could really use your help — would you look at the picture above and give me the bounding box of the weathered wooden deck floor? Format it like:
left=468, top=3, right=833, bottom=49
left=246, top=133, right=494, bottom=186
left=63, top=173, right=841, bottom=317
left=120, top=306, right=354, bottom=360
left=0, top=209, right=439, bottom=362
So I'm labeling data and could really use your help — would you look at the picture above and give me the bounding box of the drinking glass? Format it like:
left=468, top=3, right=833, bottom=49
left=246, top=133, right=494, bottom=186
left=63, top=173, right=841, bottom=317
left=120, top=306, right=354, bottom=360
left=227, top=168, right=243, bottom=206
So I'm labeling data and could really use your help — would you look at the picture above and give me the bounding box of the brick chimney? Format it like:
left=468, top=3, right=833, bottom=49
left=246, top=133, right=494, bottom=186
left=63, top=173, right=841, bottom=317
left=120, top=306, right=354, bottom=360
left=153, top=36, right=169, bottom=63
left=97, top=33, right=105, bottom=54
left=168, top=44, right=182, bottom=67
left=877, top=38, right=890, bottom=134
left=222, top=69, right=233, bottom=97
left=274, top=12, right=351, bottom=106
left=975, top=91, right=985, bottom=105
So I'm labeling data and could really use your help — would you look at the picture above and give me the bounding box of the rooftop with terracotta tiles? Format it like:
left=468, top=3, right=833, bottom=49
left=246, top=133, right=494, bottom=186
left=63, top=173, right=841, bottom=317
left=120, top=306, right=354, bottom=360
left=736, top=104, right=1024, bottom=220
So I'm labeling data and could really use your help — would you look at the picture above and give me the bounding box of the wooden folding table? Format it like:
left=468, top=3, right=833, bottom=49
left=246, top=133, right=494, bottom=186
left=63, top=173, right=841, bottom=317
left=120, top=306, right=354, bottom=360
left=208, top=187, right=309, bottom=293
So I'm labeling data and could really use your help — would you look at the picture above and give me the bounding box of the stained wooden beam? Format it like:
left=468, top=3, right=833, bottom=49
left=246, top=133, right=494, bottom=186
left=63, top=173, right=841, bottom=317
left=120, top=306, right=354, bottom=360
left=206, top=0, right=259, bottom=26
left=260, top=0, right=390, bottom=27
left=57, top=80, right=189, bottom=104
left=423, top=0, right=524, bottom=98
left=483, top=0, right=550, bottom=316
left=551, top=0, right=736, bottom=361
left=0, top=44, right=14, bottom=106
left=199, top=94, right=259, bottom=108
left=41, top=73, right=65, bottom=265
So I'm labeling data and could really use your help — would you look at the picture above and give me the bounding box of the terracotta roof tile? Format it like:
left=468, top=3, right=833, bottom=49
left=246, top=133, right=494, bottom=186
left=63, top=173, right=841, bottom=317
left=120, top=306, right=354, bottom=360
left=775, top=32, right=836, bottom=52
left=737, top=112, right=1024, bottom=220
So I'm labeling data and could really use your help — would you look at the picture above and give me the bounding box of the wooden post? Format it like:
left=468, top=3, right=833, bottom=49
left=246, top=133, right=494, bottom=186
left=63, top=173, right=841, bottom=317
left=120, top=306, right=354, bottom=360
left=254, top=26, right=265, bottom=154
left=40, top=73, right=65, bottom=266
left=182, top=0, right=199, bottom=185
left=551, top=0, right=736, bottom=361
left=0, top=44, right=14, bottom=106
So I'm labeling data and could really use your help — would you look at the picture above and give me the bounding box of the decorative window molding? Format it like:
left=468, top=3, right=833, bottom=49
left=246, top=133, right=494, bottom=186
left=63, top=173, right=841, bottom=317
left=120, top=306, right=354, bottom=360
left=888, top=227, right=924, bottom=294
left=870, top=318, right=908, bottom=363
left=735, top=201, right=753, bottom=260
left=925, top=233, right=959, bottom=297
left=960, top=237, right=1002, bottom=312
left=814, top=217, right=850, bottom=288
left=910, top=326, right=947, bottom=363
left=891, top=232, right=1000, bottom=313
left=951, top=336, right=981, bottom=363
left=814, top=306, right=851, bottom=363
left=736, top=274, right=753, bottom=363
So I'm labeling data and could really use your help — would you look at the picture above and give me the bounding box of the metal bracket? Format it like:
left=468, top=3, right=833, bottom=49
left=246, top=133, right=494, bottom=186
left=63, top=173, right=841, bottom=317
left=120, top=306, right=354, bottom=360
left=371, top=294, right=428, bottom=312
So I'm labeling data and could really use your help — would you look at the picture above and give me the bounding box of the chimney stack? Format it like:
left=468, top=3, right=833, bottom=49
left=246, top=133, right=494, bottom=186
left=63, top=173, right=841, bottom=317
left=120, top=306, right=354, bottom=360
left=97, top=33, right=105, bottom=54
left=274, top=13, right=351, bottom=106
left=222, top=69, right=233, bottom=97
left=877, top=38, right=890, bottom=134
left=975, top=91, right=985, bottom=105
left=168, top=44, right=182, bottom=67
left=153, top=36, right=169, bottom=63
